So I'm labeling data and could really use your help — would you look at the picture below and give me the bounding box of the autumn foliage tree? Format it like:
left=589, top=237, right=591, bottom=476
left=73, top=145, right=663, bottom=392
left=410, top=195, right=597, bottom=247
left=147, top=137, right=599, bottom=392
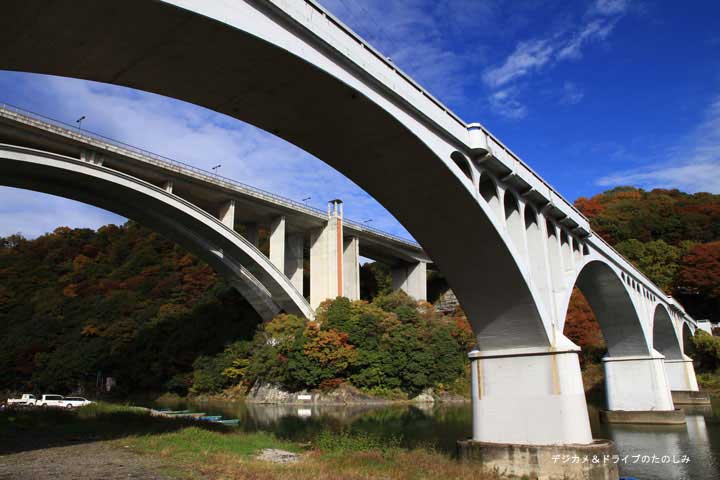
left=675, top=241, right=720, bottom=321
left=563, top=289, right=605, bottom=365
left=575, top=187, right=720, bottom=322
left=0, top=222, right=262, bottom=394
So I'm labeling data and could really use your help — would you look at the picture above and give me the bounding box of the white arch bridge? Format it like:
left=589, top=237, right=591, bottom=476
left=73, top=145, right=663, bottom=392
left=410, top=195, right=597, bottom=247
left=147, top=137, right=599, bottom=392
left=0, top=0, right=708, bottom=475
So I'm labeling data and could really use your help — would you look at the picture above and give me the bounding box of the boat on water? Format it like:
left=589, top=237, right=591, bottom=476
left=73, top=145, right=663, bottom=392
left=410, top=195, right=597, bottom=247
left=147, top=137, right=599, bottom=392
left=216, top=419, right=240, bottom=425
left=198, top=415, right=222, bottom=421
left=162, top=410, right=191, bottom=414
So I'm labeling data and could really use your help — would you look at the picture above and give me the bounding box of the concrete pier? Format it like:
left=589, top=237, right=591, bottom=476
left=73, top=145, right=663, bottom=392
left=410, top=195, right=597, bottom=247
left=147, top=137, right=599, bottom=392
left=342, top=236, right=360, bottom=300
left=464, top=345, right=619, bottom=479
left=310, top=201, right=344, bottom=309
left=664, top=356, right=700, bottom=392
left=457, top=439, right=619, bottom=480
left=269, top=216, right=286, bottom=271
left=671, top=390, right=712, bottom=405
left=468, top=346, right=593, bottom=445
left=601, top=353, right=685, bottom=424
left=392, top=261, right=427, bottom=301
left=285, top=233, right=304, bottom=294
left=218, top=200, right=235, bottom=229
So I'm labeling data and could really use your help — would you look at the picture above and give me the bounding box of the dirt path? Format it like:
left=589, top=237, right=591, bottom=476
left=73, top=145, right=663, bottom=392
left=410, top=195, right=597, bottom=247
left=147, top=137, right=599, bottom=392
left=0, top=441, right=174, bottom=480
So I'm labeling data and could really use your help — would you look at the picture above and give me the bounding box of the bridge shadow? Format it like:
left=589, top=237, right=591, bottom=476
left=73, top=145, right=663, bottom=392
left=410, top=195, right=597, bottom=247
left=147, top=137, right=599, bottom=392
left=0, top=404, right=230, bottom=455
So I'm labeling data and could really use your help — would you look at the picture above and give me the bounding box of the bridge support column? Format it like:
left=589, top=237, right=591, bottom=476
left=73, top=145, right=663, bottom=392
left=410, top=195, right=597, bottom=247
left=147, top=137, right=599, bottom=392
left=600, top=353, right=685, bottom=424
left=459, top=346, right=618, bottom=480
left=391, top=261, right=427, bottom=301
left=244, top=223, right=259, bottom=247
left=285, top=234, right=304, bottom=294
left=343, top=236, right=360, bottom=300
left=309, top=200, right=343, bottom=309
left=665, top=356, right=710, bottom=405
left=468, top=346, right=592, bottom=444
left=269, top=216, right=286, bottom=271
left=218, top=200, right=235, bottom=230
left=162, top=180, right=174, bottom=193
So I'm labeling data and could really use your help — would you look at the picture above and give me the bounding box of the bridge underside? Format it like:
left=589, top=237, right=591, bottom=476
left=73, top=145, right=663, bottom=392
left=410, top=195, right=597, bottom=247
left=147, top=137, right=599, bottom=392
left=0, top=0, right=702, bottom=465
left=0, top=0, right=549, bottom=351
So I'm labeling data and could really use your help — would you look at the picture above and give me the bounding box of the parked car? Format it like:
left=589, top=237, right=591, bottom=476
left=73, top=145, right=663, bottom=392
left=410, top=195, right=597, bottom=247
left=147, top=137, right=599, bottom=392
left=63, top=397, right=93, bottom=408
left=37, top=394, right=66, bottom=407
left=6, top=394, right=38, bottom=406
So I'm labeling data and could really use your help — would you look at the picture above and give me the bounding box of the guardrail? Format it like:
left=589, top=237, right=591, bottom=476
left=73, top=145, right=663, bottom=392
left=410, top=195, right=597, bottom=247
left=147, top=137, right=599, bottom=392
left=0, top=101, right=421, bottom=249
left=299, top=0, right=589, bottom=227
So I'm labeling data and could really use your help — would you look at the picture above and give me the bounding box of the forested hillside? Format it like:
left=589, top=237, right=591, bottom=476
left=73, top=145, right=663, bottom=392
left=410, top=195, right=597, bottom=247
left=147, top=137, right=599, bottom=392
left=565, top=187, right=720, bottom=355
left=1, top=186, right=717, bottom=397
left=0, top=223, right=262, bottom=395
left=0, top=223, right=472, bottom=397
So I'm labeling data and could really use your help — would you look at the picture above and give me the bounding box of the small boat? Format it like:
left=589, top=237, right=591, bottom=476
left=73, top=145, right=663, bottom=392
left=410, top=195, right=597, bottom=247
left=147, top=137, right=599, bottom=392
left=198, top=415, right=222, bottom=421
left=181, top=412, right=207, bottom=418
left=216, top=419, right=240, bottom=425
left=163, top=410, right=191, bottom=414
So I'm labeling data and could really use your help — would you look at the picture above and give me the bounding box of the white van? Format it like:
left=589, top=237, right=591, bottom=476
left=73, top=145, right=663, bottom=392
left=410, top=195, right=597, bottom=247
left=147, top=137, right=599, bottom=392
left=38, top=395, right=66, bottom=407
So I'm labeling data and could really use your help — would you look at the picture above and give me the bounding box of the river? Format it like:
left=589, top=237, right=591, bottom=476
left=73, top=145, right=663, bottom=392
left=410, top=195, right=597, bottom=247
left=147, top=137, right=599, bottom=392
left=151, top=396, right=720, bottom=479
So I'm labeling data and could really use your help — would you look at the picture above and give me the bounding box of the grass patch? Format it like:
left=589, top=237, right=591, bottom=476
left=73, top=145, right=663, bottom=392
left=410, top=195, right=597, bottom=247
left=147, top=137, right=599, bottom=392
left=1, top=402, right=500, bottom=479
left=698, top=371, right=720, bottom=396
left=314, top=429, right=402, bottom=456
left=129, top=426, right=299, bottom=460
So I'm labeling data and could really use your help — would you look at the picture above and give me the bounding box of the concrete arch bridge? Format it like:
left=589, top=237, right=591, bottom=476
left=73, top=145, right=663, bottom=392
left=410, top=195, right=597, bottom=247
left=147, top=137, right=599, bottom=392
left=0, top=1, right=709, bottom=476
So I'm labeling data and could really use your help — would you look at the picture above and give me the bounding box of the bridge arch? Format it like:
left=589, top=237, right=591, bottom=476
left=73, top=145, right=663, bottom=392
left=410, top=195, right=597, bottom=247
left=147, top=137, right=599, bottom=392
left=0, top=0, right=552, bottom=350
left=563, top=259, right=650, bottom=357
left=0, top=144, right=313, bottom=321
left=681, top=321, right=696, bottom=356
left=652, top=304, right=683, bottom=360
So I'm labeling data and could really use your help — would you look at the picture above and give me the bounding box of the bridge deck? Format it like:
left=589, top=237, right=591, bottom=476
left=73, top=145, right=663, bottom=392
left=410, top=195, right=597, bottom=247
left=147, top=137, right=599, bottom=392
left=0, top=102, right=429, bottom=266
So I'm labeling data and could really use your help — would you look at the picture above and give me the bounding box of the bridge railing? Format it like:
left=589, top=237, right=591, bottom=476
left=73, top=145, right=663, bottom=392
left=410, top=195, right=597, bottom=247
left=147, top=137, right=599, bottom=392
left=298, top=0, right=589, bottom=229
left=0, top=102, right=421, bottom=249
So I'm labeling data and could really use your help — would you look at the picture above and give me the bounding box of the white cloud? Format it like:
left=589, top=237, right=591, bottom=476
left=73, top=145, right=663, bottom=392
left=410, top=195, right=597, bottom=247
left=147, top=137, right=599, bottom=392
left=593, top=0, right=628, bottom=16
left=318, top=0, right=478, bottom=104
left=482, top=1, right=626, bottom=117
left=556, top=19, right=617, bottom=61
left=0, top=187, right=123, bottom=238
left=482, top=39, right=554, bottom=89
left=560, top=82, right=585, bottom=105
left=488, top=88, right=528, bottom=119
left=597, top=163, right=720, bottom=193
left=597, top=96, right=720, bottom=193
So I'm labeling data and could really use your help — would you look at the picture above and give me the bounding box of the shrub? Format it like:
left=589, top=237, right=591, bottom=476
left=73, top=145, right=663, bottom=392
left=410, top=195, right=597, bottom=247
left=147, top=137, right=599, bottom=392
left=691, top=330, right=720, bottom=372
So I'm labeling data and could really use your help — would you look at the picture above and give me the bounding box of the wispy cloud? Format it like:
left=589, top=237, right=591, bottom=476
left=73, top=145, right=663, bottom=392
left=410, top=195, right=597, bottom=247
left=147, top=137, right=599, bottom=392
left=559, top=82, right=585, bottom=105
left=483, top=39, right=555, bottom=89
left=488, top=88, right=528, bottom=119
left=597, top=95, right=720, bottom=193
left=593, top=0, right=628, bottom=15
left=0, top=187, right=123, bottom=238
left=483, top=0, right=627, bottom=117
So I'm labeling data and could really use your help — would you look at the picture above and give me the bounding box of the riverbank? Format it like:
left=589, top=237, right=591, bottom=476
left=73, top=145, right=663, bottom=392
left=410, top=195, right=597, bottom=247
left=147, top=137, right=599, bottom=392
left=0, top=402, right=496, bottom=480
left=697, top=371, right=720, bottom=397
left=160, top=381, right=469, bottom=407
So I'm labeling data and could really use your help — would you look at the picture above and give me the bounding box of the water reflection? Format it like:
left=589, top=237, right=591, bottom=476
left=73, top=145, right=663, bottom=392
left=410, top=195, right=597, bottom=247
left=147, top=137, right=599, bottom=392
left=153, top=397, right=720, bottom=478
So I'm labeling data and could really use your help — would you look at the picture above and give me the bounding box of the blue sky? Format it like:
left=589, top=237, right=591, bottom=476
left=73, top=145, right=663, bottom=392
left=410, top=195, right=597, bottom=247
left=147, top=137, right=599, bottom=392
left=1, top=0, right=719, bottom=239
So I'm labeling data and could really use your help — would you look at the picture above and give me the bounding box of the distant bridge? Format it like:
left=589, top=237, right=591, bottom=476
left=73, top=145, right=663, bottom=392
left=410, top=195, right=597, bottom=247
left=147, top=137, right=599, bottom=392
left=0, top=1, right=706, bottom=475
left=0, top=103, right=431, bottom=318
